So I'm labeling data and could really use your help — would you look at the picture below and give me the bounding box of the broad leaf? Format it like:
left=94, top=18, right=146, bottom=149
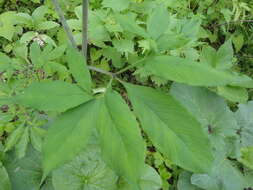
left=147, top=5, right=169, bottom=40
left=143, top=56, right=253, bottom=87
left=235, top=101, right=253, bottom=147
left=12, top=81, right=92, bottom=112
left=67, top=47, right=92, bottom=92
left=119, top=165, right=162, bottom=190
left=177, top=172, right=201, bottom=190
left=0, top=12, right=17, bottom=40
left=191, top=158, right=247, bottom=190
left=102, top=0, right=130, bottom=11
left=52, top=145, right=118, bottom=190
left=170, top=83, right=239, bottom=157
left=5, top=146, right=53, bottom=190
left=43, top=100, right=97, bottom=177
left=125, top=83, right=213, bottom=173
left=96, top=90, right=146, bottom=187
left=0, top=162, right=11, bottom=190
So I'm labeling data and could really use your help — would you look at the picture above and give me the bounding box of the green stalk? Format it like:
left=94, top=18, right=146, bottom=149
left=82, top=0, right=89, bottom=58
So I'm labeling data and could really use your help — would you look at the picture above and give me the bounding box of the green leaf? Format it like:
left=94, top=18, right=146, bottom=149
left=43, top=100, right=97, bottom=177
left=113, top=39, right=134, bottom=54
left=12, top=81, right=92, bottom=112
left=4, top=126, right=25, bottom=152
left=125, top=83, right=213, bottom=173
left=191, top=174, right=219, bottom=190
left=102, top=0, right=130, bottom=11
left=232, top=34, right=244, bottom=52
left=15, top=127, right=29, bottom=159
left=0, top=162, right=11, bottom=190
left=147, top=5, right=169, bottom=40
left=30, top=127, right=44, bottom=152
left=5, top=146, right=53, bottom=190
left=20, top=31, right=37, bottom=44
left=216, top=40, right=233, bottom=70
left=191, top=158, right=247, bottom=190
left=116, top=13, right=148, bottom=38
left=170, top=83, right=239, bottom=157
left=119, top=165, right=162, bottom=190
left=52, top=145, right=118, bottom=190
left=239, top=146, right=253, bottom=170
left=143, top=55, right=253, bottom=87
left=177, top=172, right=201, bottom=190
left=0, top=12, right=17, bottom=40
left=37, top=21, right=59, bottom=30
left=32, top=5, right=48, bottom=21
left=235, top=101, right=253, bottom=147
left=67, top=47, right=92, bottom=92
left=96, top=90, right=146, bottom=186
left=217, top=86, right=248, bottom=103
left=103, top=47, right=124, bottom=68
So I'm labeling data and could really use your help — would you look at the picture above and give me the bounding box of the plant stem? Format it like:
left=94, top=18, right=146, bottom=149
left=116, top=58, right=146, bottom=75
left=51, top=0, right=115, bottom=77
left=82, top=0, right=89, bottom=58
left=51, top=0, right=77, bottom=49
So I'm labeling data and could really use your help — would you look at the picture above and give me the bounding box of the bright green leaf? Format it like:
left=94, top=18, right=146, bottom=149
left=15, top=127, right=29, bottom=159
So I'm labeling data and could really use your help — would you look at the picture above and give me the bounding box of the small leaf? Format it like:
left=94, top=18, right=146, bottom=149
left=116, top=13, right=148, bottom=38
left=30, top=127, right=46, bottom=152
left=15, top=127, right=29, bottom=159
left=0, top=162, right=11, bottom=190
left=96, top=90, right=146, bottom=186
left=239, top=146, right=253, bottom=170
left=32, top=5, right=48, bottom=21
left=12, top=81, right=92, bottom=112
left=4, top=126, right=25, bottom=152
left=147, top=5, right=169, bottom=40
left=125, top=83, right=213, bottom=173
left=67, top=47, right=92, bottom=92
left=43, top=100, right=97, bottom=177
left=37, top=21, right=59, bottom=30
left=217, top=86, right=248, bottom=103
left=216, top=40, right=234, bottom=70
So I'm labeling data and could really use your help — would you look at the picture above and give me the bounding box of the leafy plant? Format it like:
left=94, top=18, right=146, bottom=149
left=1, top=0, right=253, bottom=190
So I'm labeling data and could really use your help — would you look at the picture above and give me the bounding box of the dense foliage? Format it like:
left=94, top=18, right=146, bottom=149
left=1, top=0, right=253, bottom=189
